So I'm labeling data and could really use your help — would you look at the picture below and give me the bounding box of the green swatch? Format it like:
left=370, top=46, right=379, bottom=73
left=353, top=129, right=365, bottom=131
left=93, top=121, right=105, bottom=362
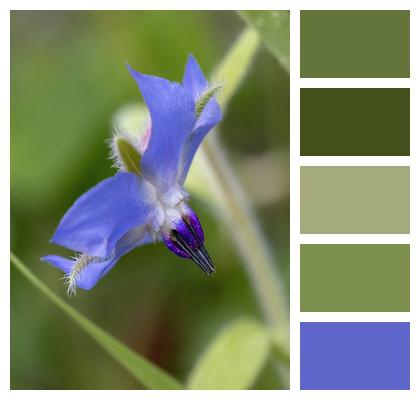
left=300, top=88, right=410, bottom=156
left=300, top=10, right=410, bottom=78
left=300, top=244, right=410, bottom=312
left=300, top=167, right=410, bottom=234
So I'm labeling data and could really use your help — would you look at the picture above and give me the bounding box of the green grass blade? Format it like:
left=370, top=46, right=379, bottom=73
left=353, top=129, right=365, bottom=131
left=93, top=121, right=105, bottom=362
left=10, top=252, right=183, bottom=390
left=239, top=11, right=290, bottom=73
left=187, top=318, right=270, bottom=389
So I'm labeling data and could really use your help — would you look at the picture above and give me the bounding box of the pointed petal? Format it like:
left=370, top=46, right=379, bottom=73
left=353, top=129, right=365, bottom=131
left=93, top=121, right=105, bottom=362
left=76, top=258, right=118, bottom=290
left=182, top=54, right=208, bottom=99
left=52, top=172, right=155, bottom=258
left=178, top=54, right=223, bottom=182
left=41, top=255, right=74, bottom=275
left=127, top=64, right=196, bottom=192
left=44, top=226, right=152, bottom=291
left=76, top=227, right=152, bottom=290
left=178, top=99, right=222, bottom=183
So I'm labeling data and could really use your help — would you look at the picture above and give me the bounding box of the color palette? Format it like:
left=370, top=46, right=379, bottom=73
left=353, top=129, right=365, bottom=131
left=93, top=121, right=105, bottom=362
left=300, top=10, right=410, bottom=77
left=300, top=244, right=410, bottom=312
left=298, top=9, right=411, bottom=391
left=300, top=322, right=410, bottom=390
left=300, top=88, right=410, bottom=156
left=300, top=166, right=410, bottom=234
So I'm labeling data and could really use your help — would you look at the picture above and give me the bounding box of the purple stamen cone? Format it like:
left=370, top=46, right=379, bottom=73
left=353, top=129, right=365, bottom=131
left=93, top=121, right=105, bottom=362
left=163, top=209, right=215, bottom=275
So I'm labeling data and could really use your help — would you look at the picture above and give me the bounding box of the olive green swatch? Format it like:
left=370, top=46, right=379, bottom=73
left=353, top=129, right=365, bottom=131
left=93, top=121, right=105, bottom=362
left=300, top=167, right=410, bottom=233
left=300, top=244, right=410, bottom=312
left=300, top=88, right=410, bottom=156
left=300, top=10, right=410, bottom=77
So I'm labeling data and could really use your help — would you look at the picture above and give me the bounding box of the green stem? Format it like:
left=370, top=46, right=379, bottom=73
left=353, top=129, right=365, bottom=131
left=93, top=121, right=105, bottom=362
left=207, top=28, right=290, bottom=330
left=202, top=136, right=289, bottom=329
left=199, top=135, right=289, bottom=388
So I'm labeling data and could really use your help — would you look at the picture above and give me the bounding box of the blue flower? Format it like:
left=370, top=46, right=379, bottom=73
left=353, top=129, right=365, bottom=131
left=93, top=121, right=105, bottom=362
left=42, top=55, right=222, bottom=294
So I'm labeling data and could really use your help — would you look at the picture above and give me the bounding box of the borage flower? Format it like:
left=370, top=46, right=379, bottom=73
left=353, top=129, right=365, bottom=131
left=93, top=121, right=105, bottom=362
left=42, top=55, right=223, bottom=295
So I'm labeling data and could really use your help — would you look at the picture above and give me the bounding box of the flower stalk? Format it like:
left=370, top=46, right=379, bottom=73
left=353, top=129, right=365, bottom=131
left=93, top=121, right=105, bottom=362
left=201, top=135, right=289, bottom=329
left=207, top=28, right=290, bottom=330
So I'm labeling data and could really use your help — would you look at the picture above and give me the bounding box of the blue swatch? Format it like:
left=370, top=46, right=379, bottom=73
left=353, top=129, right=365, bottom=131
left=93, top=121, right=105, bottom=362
left=300, top=322, right=410, bottom=390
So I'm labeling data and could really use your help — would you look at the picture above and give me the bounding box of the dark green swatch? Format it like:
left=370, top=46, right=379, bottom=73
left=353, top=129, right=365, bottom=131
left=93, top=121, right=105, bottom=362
left=300, top=244, right=410, bottom=312
left=300, top=88, right=410, bottom=156
left=300, top=167, right=410, bottom=234
left=300, top=10, right=410, bottom=77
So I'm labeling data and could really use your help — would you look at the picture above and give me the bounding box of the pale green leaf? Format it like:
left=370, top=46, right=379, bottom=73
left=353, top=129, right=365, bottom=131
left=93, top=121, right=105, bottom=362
left=187, top=318, right=270, bottom=389
left=10, top=252, right=183, bottom=390
left=270, top=324, right=290, bottom=364
left=239, top=11, right=290, bottom=73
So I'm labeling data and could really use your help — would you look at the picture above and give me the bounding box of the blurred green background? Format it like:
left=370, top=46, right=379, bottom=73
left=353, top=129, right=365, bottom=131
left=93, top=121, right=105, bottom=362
left=11, top=11, right=289, bottom=389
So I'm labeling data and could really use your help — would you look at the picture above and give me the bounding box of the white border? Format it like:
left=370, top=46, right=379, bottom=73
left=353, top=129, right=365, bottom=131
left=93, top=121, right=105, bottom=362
left=300, top=157, right=411, bottom=166
left=300, top=313, right=411, bottom=322
left=3, top=0, right=420, bottom=399
left=300, top=79, right=411, bottom=88
left=300, top=234, right=411, bottom=244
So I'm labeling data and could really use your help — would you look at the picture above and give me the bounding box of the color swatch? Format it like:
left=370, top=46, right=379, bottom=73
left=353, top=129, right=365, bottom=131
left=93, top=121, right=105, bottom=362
left=300, top=322, right=410, bottom=390
left=300, top=166, right=410, bottom=234
left=299, top=8, right=411, bottom=392
left=300, top=88, right=410, bottom=156
left=300, top=10, right=410, bottom=77
left=300, top=244, right=410, bottom=312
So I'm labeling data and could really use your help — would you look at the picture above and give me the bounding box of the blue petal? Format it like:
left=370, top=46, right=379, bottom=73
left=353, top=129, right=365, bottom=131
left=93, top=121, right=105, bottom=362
left=178, top=55, right=223, bottom=183
left=43, top=226, right=152, bottom=290
left=182, top=54, right=208, bottom=99
left=51, top=172, right=155, bottom=258
left=177, top=100, right=222, bottom=183
left=127, top=64, right=196, bottom=192
left=42, top=255, right=74, bottom=275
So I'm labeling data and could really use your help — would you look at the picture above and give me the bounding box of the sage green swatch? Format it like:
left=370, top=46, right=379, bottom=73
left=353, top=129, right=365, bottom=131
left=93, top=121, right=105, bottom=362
left=300, top=88, right=410, bottom=156
left=300, top=10, right=410, bottom=77
left=300, top=244, right=410, bottom=312
left=300, top=167, right=410, bottom=233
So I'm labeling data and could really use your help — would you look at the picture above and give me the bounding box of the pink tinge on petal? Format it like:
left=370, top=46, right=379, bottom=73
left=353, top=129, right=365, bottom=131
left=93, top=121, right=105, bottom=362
left=139, top=122, right=152, bottom=155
